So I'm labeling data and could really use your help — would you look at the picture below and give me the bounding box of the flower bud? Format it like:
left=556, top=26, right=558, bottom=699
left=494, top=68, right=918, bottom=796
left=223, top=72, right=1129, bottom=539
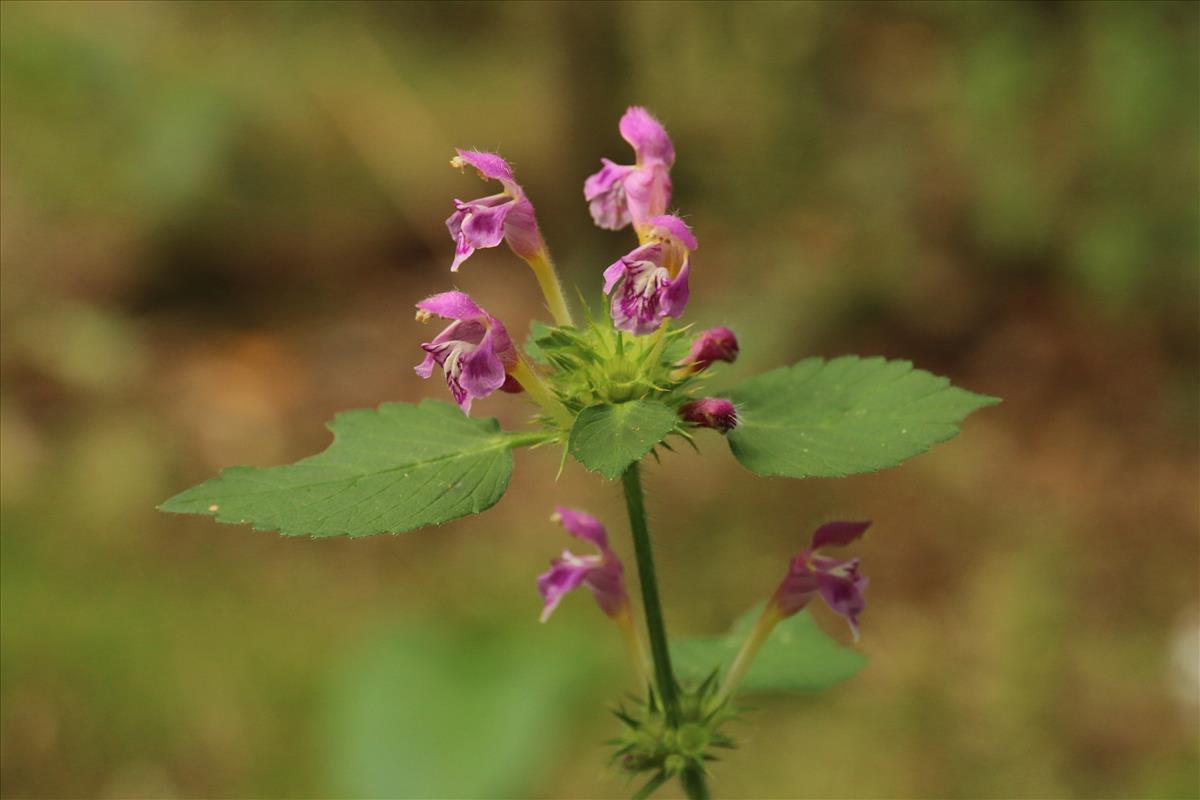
left=679, top=397, right=738, bottom=433
left=680, top=326, right=739, bottom=372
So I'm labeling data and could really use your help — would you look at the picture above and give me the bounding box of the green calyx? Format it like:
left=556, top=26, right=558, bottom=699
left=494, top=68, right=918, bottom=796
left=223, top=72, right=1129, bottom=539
left=610, top=673, right=737, bottom=783
left=527, top=317, right=699, bottom=414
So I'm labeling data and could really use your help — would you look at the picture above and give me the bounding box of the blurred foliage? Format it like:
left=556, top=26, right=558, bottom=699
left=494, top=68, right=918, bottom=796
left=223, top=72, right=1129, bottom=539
left=325, top=623, right=612, bottom=798
left=672, top=607, right=866, bottom=694
left=1, top=1, right=1196, bottom=798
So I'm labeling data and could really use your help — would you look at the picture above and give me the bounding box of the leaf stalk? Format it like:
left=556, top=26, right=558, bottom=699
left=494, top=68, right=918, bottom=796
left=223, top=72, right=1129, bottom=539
left=511, top=356, right=574, bottom=429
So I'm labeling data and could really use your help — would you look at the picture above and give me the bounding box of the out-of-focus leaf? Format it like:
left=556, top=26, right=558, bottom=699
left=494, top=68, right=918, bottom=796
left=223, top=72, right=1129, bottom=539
left=672, top=606, right=866, bottom=695
left=325, top=622, right=607, bottom=799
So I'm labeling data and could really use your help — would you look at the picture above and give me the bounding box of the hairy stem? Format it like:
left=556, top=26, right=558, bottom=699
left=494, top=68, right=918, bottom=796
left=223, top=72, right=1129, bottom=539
left=620, top=462, right=680, bottom=724
left=622, top=462, right=711, bottom=800
left=524, top=249, right=575, bottom=327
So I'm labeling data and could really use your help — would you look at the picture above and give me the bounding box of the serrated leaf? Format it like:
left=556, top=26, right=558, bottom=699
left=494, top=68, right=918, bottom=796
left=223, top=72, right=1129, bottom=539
left=160, top=399, right=517, bottom=537
left=568, top=400, right=679, bottom=479
left=726, top=356, right=998, bottom=478
left=672, top=605, right=866, bottom=695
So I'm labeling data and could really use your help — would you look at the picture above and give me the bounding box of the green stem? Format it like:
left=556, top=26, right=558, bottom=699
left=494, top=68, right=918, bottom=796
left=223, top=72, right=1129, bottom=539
left=622, top=462, right=711, bottom=800
left=680, top=767, right=711, bottom=800
left=620, top=462, right=680, bottom=725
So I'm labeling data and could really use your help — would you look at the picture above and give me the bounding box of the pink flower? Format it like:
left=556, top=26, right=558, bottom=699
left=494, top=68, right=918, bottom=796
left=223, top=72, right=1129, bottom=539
left=771, top=521, right=871, bottom=640
left=679, top=327, right=740, bottom=373
left=602, top=215, right=697, bottom=335
left=446, top=149, right=544, bottom=271
left=584, top=107, right=675, bottom=231
left=414, top=291, right=517, bottom=413
left=537, top=507, right=627, bottom=622
left=679, top=397, right=739, bottom=433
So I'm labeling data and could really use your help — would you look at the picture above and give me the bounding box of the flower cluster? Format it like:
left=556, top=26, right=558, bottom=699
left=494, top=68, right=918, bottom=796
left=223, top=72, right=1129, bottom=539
left=537, top=506, right=871, bottom=782
left=415, top=106, right=738, bottom=432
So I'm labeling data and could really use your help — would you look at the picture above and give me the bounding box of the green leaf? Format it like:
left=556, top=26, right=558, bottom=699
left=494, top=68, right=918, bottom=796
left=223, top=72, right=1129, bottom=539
left=568, top=400, right=679, bottom=479
left=159, top=400, right=519, bottom=537
left=726, top=356, right=998, bottom=478
left=672, top=606, right=866, bottom=695
left=327, top=622, right=609, bottom=798
left=524, top=319, right=555, bottom=365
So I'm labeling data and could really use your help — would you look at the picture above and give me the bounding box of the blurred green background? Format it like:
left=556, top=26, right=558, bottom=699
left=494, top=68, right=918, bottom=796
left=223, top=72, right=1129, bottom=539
left=2, top=1, right=1197, bottom=798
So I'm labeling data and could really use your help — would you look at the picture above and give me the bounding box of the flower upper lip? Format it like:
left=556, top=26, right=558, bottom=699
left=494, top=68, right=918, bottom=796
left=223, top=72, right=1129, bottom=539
left=619, top=106, right=675, bottom=168
left=584, top=107, right=676, bottom=231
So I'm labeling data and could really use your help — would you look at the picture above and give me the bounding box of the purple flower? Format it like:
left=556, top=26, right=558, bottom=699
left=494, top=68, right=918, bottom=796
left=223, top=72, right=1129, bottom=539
left=446, top=149, right=545, bottom=272
left=679, top=397, right=739, bottom=433
left=679, top=327, right=740, bottom=373
left=584, top=107, right=675, bottom=231
left=602, top=215, right=697, bottom=335
left=537, top=507, right=627, bottom=622
left=771, top=521, right=871, bottom=640
left=414, top=291, right=518, bottom=413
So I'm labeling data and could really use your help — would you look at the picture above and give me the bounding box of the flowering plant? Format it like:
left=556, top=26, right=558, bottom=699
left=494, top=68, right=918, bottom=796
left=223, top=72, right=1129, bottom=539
left=161, top=107, right=995, bottom=798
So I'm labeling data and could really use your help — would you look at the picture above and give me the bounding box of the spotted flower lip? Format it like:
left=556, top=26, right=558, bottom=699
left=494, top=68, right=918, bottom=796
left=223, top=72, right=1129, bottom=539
left=679, top=397, right=739, bottom=433
left=602, top=215, right=697, bottom=335
left=447, top=149, right=544, bottom=271
left=584, top=106, right=675, bottom=231
left=771, top=521, right=871, bottom=640
left=680, top=327, right=740, bottom=372
left=414, top=291, right=517, bottom=414
left=537, top=507, right=627, bottom=622
left=645, top=214, right=696, bottom=250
